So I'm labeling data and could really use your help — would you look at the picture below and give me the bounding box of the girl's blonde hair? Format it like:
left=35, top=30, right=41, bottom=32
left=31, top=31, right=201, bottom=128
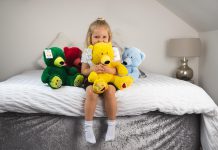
left=85, top=17, right=112, bottom=47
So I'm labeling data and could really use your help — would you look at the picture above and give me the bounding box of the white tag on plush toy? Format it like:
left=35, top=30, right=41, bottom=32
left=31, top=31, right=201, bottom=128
left=44, top=48, right=53, bottom=59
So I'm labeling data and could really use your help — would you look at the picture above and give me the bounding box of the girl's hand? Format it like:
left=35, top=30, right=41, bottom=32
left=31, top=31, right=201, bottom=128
left=102, top=65, right=116, bottom=74
left=91, top=64, right=105, bottom=73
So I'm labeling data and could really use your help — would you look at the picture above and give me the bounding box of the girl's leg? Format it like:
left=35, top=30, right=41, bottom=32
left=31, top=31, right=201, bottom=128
left=103, top=85, right=117, bottom=141
left=84, top=85, right=98, bottom=121
left=84, top=85, right=98, bottom=144
left=103, top=85, right=117, bottom=120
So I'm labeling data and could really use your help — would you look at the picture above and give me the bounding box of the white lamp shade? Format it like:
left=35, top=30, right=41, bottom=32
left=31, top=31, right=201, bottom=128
left=168, top=38, right=201, bottom=57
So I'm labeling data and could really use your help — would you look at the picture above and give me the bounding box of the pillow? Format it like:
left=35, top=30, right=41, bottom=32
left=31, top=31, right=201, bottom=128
left=37, top=32, right=74, bottom=68
left=139, top=69, right=147, bottom=78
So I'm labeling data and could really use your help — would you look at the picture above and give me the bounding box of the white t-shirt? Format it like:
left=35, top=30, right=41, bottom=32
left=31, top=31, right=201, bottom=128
left=81, top=47, right=121, bottom=66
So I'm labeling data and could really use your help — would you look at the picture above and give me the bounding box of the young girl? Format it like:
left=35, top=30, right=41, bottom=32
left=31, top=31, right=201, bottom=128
left=81, top=18, right=120, bottom=144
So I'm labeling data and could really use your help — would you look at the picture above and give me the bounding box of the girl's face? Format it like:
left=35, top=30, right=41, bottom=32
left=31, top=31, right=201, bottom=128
left=91, top=26, right=109, bottom=45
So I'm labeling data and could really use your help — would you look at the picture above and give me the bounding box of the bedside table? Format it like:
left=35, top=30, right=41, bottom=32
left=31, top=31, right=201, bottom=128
left=187, top=80, right=194, bottom=84
left=174, top=77, right=195, bottom=84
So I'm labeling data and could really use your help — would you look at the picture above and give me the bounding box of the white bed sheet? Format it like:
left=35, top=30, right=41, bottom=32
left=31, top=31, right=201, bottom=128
left=0, top=70, right=218, bottom=150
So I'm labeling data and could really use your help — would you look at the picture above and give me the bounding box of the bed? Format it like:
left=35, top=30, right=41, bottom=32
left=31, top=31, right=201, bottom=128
left=0, top=70, right=218, bottom=150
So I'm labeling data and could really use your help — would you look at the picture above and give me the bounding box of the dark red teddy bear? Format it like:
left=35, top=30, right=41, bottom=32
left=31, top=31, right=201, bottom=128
left=64, top=47, right=82, bottom=73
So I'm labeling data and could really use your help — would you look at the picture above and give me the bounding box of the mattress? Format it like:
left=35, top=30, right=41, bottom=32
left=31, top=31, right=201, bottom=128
left=0, top=111, right=200, bottom=150
left=0, top=70, right=216, bottom=117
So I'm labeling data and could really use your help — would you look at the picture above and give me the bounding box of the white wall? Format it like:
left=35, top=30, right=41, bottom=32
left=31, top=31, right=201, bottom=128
left=199, top=30, right=218, bottom=105
left=0, top=0, right=198, bottom=81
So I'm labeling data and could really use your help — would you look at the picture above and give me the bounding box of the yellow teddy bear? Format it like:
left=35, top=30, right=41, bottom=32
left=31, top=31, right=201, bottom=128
left=88, top=42, right=133, bottom=94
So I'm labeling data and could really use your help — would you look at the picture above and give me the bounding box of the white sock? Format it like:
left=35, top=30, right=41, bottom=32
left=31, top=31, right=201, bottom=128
left=105, top=120, right=116, bottom=141
left=84, top=120, right=96, bottom=144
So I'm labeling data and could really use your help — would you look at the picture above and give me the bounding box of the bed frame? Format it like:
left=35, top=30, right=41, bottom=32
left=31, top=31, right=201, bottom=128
left=0, top=111, right=200, bottom=150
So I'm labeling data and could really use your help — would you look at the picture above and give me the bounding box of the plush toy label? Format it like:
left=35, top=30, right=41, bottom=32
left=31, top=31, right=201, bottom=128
left=44, top=49, right=53, bottom=59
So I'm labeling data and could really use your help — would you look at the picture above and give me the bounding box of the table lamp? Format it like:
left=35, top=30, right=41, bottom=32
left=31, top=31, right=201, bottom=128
left=168, top=38, right=201, bottom=81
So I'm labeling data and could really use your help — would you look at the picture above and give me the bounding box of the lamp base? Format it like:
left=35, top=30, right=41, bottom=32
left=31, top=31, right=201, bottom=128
left=176, top=57, right=193, bottom=81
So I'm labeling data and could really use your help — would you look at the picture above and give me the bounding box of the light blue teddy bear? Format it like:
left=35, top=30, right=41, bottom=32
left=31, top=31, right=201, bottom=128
left=122, top=47, right=145, bottom=80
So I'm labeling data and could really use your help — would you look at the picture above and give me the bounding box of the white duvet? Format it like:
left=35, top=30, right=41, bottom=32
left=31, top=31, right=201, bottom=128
left=0, top=70, right=218, bottom=150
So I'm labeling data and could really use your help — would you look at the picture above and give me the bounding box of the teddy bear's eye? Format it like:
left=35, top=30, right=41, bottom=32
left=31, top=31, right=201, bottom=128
left=101, top=53, right=103, bottom=55
left=131, top=56, right=133, bottom=59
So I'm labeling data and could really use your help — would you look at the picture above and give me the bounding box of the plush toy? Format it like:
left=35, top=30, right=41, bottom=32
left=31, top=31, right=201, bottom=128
left=122, top=47, right=145, bottom=80
left=64, top=47, right=82, bottom=72
left=88, top=42, right=133, bottom=94
left=41, top=47, right=84, bottom=89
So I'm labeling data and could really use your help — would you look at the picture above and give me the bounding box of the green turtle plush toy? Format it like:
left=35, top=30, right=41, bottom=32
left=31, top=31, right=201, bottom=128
left=41, top=47, right=84, bottom=89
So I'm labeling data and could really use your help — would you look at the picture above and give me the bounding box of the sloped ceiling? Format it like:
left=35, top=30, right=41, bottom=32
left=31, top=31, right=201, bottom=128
left=157, top=0, right=218, bottom=32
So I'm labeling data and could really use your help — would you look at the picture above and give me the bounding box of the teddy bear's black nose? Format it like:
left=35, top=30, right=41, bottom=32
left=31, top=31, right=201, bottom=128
left=105, top=61, right=110, bottom=64
left=123, top=61, right=127, bottom=65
